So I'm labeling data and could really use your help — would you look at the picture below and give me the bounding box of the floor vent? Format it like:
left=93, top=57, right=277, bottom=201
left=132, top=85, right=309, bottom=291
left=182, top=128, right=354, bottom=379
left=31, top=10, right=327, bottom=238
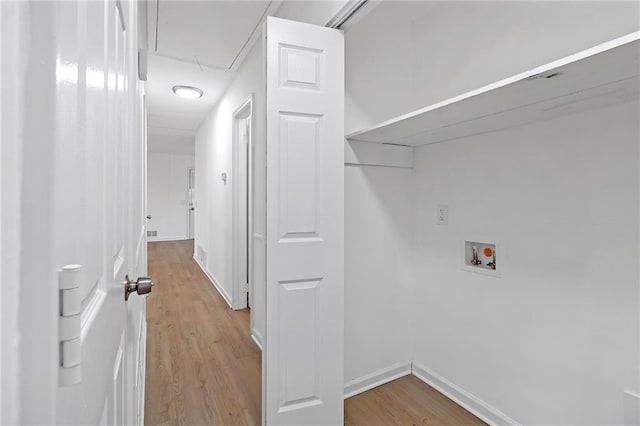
left=197, top=245, right=207, bottom=267
left=147, top=230, right=157, bottom=237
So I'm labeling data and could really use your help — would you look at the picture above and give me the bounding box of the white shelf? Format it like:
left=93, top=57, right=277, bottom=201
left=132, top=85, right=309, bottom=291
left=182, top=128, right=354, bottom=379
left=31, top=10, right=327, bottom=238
left=346, top=32, right=640, bottom=146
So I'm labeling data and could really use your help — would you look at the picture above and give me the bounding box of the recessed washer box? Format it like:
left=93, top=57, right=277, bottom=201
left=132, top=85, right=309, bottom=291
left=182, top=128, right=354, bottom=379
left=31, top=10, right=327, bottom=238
left=462, top=239, right=501, bottom=277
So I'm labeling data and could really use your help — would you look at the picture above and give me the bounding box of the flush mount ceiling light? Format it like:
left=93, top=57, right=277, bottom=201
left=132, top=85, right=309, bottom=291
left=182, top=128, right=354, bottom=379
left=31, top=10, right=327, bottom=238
left=172, top=85, right=203, bottom=99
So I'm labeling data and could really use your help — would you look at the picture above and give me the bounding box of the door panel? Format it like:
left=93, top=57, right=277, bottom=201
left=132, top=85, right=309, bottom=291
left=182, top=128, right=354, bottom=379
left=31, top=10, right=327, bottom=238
left=50, top=0, right=145, bottom=424
left=265, top=17, right=344, bottom=425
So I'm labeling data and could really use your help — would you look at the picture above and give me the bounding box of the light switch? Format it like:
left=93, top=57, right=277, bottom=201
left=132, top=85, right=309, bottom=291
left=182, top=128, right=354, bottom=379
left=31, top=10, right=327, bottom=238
left=437, top=204, right=448, bottom=225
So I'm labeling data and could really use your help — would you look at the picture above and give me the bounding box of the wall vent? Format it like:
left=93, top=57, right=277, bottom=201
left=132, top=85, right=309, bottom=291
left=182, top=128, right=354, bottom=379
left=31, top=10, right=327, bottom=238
left=147, top=230, right=157, bottom=237
left=197, top=245, right=207, bottom=267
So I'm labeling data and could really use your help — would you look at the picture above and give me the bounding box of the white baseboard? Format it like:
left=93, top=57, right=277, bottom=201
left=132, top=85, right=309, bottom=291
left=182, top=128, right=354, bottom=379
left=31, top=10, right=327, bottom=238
left=148, top=236, right=190, bottom=242
left=411, top=361, right=518, bottom=426
left=250, top=331, right=263, bottom=351
left=344, top=362, right=412, bottom=399
left=193, top=255, right=233, bottom=308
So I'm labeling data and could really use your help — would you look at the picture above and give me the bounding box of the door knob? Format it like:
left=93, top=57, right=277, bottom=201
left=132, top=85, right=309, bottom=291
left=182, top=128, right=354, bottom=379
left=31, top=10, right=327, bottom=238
left=146, top=215, right=151, bottom=219
left=124, top=275, right=154, bottom=301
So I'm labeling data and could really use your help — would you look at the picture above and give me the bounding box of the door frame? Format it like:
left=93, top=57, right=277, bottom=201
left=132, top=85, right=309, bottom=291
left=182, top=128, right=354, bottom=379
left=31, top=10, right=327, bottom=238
left=187, top=167, right=195, bottom=239
left=231, top=94, right=254, bottom=310
left=1, top=3, right=26, bottom=422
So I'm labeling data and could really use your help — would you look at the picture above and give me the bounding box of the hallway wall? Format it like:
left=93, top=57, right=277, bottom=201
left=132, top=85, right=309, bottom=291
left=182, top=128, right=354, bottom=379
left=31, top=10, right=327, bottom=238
left=147, top=151, right=195, bottom=241
left=194, top=40, right=266, bottom=341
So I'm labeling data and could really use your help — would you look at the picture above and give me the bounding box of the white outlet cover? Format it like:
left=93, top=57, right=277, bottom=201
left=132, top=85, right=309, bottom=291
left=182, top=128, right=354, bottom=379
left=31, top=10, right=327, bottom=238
left=437, top=204, right=448, bottom=225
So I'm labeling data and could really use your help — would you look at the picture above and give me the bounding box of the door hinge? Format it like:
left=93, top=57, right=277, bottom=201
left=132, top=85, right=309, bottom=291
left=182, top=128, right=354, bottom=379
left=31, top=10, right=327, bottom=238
left=58, top=264, right=82, bottom=387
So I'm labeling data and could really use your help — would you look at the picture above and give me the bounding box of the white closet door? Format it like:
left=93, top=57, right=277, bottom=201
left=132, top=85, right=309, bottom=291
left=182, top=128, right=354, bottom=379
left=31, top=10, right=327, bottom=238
left=264, top=16, right=345, bottom=425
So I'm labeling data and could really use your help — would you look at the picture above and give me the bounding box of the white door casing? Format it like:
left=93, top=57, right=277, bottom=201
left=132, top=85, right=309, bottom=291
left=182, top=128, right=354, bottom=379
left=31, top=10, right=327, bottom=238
left=188, top=167, right=195, bottom=239
left=0, top=1, right=27, bottom=423
left=232, top=95, right=253, bottom=310
left=264, top=17, right=345, bottom=425
left=7, top=1, right=147, bottom=424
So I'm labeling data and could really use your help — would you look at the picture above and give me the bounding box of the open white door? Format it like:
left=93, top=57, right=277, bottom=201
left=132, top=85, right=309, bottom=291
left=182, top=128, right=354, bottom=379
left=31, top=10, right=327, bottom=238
left=264, top=17, right=344, bottom=425
left=8, top=1, right=147, bottom=424
left=55, top=1, right=148, bottom=424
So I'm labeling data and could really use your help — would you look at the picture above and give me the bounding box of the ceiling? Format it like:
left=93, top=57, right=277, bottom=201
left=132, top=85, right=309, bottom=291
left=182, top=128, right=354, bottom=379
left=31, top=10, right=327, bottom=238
left=145, top=0, right=280, bottom=142
left=144, top=0, right=361, bottom=147
left=150, top=0, right=274, bottom=70
left=146, top=53, right=234, bottom=137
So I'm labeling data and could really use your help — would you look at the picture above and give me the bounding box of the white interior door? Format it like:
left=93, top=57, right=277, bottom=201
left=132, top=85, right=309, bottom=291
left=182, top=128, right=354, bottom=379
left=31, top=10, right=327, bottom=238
left=57, top=0, right=146, bottom=424
left=264, top=16, right=345, bottom=425
left=9, top=0, right=147, bottom=424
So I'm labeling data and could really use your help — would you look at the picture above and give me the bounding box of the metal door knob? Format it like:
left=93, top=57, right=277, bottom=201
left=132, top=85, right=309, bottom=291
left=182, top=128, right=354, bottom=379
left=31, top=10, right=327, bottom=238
left=124, top=275, right=154, bottom=301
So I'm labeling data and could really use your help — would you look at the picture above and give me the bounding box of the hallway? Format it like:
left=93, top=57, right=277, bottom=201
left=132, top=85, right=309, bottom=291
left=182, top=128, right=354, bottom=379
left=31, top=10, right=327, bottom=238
left=146, top=241, right=261, bottom=425
left=145, top=241, right=485, bottom=425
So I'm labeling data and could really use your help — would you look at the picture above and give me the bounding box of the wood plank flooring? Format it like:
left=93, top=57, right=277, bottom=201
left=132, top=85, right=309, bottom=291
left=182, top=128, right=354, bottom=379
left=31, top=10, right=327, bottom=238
left=145, top=240, right=261, bottom=425
left=344, top=375, right=485, bottom=426
left=145, top=240, right=485, bottom=426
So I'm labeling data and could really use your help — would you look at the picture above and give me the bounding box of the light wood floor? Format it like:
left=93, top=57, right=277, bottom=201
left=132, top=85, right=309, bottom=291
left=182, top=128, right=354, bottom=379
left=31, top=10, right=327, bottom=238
left=145, top=240, right=485, bottom=426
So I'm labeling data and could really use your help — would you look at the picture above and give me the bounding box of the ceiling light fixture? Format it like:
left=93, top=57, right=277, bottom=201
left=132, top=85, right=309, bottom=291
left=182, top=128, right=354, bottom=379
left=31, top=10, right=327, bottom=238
left=172, top=85, right=204, bottom=99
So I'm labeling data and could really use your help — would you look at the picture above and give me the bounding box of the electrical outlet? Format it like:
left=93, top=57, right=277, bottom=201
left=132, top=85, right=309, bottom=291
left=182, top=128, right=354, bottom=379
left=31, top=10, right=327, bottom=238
left=437, top=204, right=448, bottom=225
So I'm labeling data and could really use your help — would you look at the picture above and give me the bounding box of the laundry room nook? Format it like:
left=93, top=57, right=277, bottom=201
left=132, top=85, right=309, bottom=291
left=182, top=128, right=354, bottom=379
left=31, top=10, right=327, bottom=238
left=106, top=0, right=640, bottom=423
left=341, top=1, right=640, bottom=424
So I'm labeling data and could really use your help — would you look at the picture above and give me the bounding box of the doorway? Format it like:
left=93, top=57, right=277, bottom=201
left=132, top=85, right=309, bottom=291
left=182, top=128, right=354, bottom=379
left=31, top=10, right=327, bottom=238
left=187, top=167, right=195, bottom=239
left=232, top=95, right=253, bottom=310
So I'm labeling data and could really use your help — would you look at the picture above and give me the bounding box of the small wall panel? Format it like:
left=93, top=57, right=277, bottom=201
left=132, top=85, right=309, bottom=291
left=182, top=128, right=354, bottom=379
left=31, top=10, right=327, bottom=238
left=279, top=44, right=324, bottom=90
left=279, top=113, right=322, bottom=241
left=277, top=279, right=322, bottom=412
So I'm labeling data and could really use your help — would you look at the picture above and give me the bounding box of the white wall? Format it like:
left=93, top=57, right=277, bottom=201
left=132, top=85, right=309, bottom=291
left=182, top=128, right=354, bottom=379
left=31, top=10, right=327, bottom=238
left=343, top=3, right=419, bottom=389
left=194, top=40, right=266, bottom=338
left=344, top=0, right=640, bottom=423
left=147, top=151, right=194, bottom=241
left=344, top=166, right=414, bottom=386
left=147, top=132, right=195, bottom=155
left=412, top=100, right=639, bottom=425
